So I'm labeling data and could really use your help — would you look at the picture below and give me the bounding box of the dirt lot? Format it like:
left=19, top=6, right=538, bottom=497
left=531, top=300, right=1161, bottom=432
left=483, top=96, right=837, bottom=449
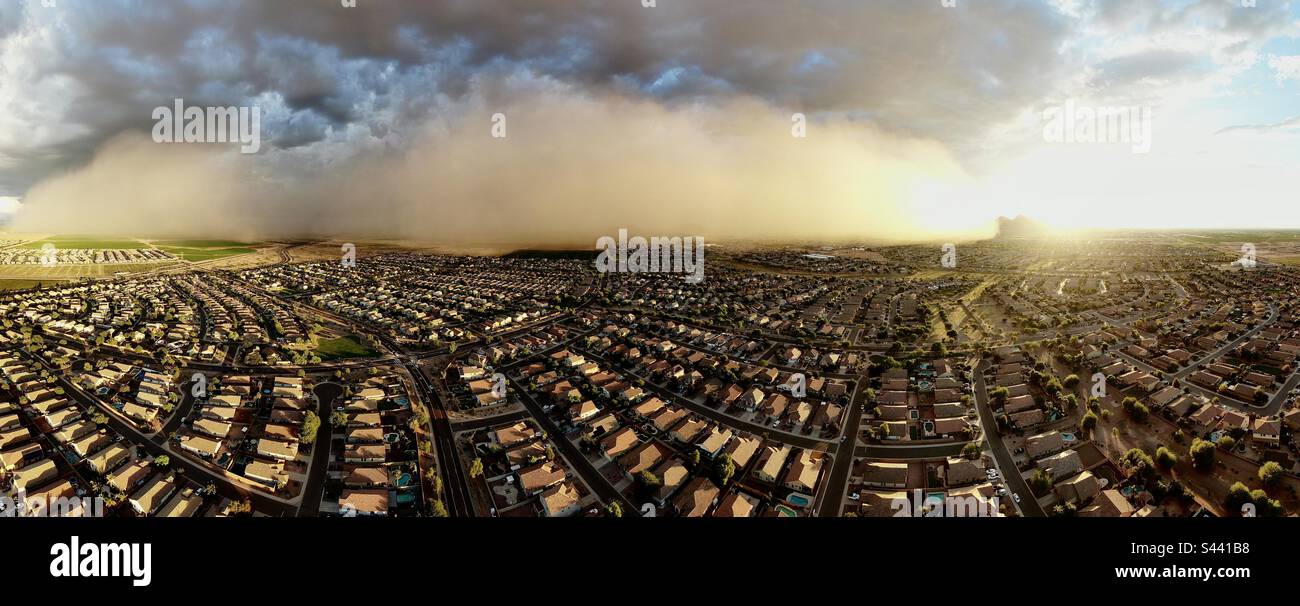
left=1096, top=403, right=1300, bottom=516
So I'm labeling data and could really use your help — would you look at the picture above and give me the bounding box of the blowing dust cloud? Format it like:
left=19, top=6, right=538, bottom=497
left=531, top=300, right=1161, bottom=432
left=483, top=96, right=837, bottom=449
left=12, top=83, right=991, bottom=246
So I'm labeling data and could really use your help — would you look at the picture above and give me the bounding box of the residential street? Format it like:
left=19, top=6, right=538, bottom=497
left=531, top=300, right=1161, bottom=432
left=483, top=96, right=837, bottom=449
left=817, top=378, right=866, bottom=517
left=296, top=382, right=343, bottom=517
left=508, top=375, right=641, bottom=517
left=972, top=360, right=1043, bottom=517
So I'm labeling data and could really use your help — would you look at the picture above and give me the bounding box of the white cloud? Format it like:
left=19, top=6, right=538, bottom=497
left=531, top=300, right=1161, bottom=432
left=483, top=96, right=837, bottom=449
left=1267, top=54, right=1300, bottom=81
left=0, top=196, right=22, bottom=219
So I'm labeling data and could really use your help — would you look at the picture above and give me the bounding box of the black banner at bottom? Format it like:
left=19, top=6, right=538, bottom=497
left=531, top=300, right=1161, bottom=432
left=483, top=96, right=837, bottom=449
left=3, top=518, right=1281, bottom=594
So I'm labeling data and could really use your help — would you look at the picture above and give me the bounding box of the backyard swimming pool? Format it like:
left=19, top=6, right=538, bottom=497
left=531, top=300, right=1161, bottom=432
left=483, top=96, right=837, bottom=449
left=774, top=505, right=798, bottom=517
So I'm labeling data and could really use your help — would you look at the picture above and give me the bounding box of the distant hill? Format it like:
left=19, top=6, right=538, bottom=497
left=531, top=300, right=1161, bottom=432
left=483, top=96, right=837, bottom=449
left=994, top=215, right=1051, bottom=239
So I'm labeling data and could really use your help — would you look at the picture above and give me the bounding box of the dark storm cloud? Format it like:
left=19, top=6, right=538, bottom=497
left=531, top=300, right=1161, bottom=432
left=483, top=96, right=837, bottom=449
left=1, top=0, right=1077, bottom=196
left=4, top=0, right=1292, bottom=240
left=272, top=109, right=331, bottom=149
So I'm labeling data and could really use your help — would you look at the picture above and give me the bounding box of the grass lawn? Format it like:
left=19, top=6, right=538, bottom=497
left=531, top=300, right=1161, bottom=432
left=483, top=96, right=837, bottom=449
left=314, top=335, right=380, bottom=360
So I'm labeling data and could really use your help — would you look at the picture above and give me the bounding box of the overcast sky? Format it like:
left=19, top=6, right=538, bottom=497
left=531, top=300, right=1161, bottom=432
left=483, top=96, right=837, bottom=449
left=2, top=0, right=1299, bottom=242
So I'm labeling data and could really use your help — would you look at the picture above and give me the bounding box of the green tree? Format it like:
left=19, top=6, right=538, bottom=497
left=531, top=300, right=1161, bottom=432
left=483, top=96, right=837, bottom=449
left=1122, top=448, right=1156, bottom=480
left=638, top=470, right=661, bottom=488
left=960, top=441, right=982, bottom=460
left=301, top=411, right=321, bottom=445
left=329, top=411, right=349, bottom=428
left=1225, top=482, right=1252, bottom=511
left=153, top=455, right=170, bottom=467
left=1028, top=468, right=1053, bottom=495
left=605, top=501, right=624, bottom=518
left=989, top=386, right=1009, bottom=405
left=1154, top=446, right=1177, bottom=469
left=1079, top=411, right=1098, bottom=434
left=1121, top=397, right=1148, bottom=421
left=1249, top=490, right=1283, bottom=517
left=716, top=453, right=735, bottom=486
left=430, top=500, right=449, bottom=517
left=1189, top=438, right=1216, bottom=470
left=469, top=458, right=484, bottom=478
left=1259, top=461, right=1284, bottom=486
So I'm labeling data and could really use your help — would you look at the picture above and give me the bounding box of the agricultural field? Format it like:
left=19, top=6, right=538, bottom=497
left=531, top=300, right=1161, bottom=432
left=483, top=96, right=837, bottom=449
left=149, top=239, right=255, bottom=248
left=1169, top=230, right=1300, bottom=244
left=10, top=236, right=263, bottom=263
left=157, top=246, right=257, bottom=262
left=16, top=236, right=144, bottom=249
left=0, top=262, right=175, bottom=279
left=0, top=279, right=44, bottom=290
left=146, top=239, right=261, bottom=262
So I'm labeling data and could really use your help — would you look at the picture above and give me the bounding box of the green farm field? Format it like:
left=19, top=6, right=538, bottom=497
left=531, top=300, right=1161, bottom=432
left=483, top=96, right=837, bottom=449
left=0, top=279, right=45, bottom=290
left=17, top=236, right=144, bottom=249
left=9, top=235, right=263, bottom=263
left=158, top=246, right=257, bottom=262
left=149, top=239, right=255, bottom=248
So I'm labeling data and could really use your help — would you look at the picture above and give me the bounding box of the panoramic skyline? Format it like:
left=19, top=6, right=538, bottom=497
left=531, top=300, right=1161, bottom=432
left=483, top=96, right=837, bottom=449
left=4, top=4, right=1300, bottom=587
left=2, top=0, right=1300, bottom=242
